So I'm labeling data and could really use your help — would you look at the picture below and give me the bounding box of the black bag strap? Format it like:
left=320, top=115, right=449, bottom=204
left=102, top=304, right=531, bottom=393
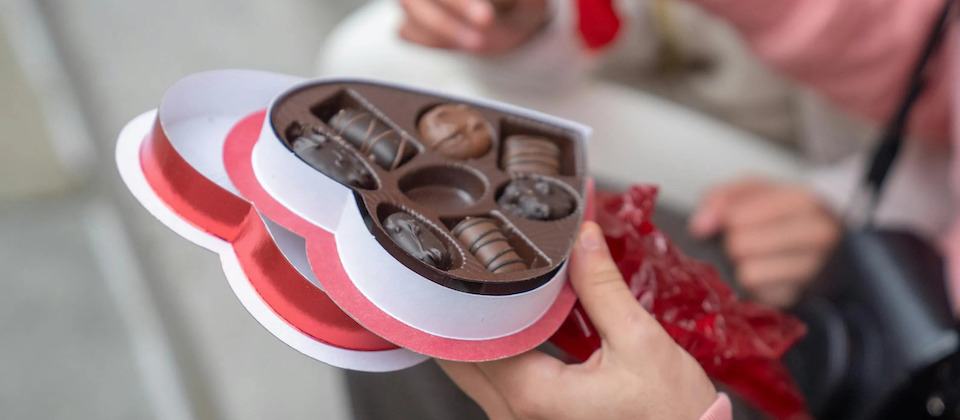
left=854, top=0, right=957, bottom=226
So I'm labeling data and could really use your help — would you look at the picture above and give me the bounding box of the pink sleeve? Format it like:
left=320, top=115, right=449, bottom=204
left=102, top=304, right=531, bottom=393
left=700, top=393, right=733, bottom=420
left=687, top=0, right=953, bottom=142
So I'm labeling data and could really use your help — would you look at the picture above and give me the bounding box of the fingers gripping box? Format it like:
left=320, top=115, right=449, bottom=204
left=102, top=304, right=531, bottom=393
left=116, top=70, right=593, bottom=371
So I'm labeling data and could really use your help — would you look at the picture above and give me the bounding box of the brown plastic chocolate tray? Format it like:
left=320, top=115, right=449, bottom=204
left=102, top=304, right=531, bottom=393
left=270, top=81, right=586, bottom=295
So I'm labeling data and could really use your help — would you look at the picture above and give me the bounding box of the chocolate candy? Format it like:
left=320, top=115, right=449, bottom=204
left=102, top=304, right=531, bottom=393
left=383, top=213, right=451, bottom=270
left=417, top=104, right=492, bottom=160
left=328, top=107, right=416, bottom=170
left=497, top=178, right=575, bottom=221
left=452, top=218, right=527, bottom=274
left=502, top=135, right=561, bottom=176
left=273, top=81, right=588, bottom=295
left=289, top=126, right=376, bottom=189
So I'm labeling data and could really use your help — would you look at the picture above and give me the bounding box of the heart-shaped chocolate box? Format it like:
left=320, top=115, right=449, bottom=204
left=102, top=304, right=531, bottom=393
left=270, top=82, right=587, bottom=295
left=116, top=70, right=593, bottom=365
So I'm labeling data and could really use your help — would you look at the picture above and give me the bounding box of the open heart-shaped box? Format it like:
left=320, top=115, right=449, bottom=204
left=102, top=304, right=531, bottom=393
left=116, top=70, right=594, bottom=371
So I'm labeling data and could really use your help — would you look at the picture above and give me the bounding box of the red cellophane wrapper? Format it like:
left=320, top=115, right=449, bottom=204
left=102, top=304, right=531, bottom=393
left=550, top=186, right=811, bottom=420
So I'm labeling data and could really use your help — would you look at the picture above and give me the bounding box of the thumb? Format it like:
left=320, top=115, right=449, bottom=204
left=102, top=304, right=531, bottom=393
left=568, top=222, right=658, bottom=348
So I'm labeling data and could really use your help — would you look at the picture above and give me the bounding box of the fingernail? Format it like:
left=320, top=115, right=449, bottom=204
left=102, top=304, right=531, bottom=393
left=688, top=211, right=715, bottom=237
left=578, top=223, right=605, bottom=251
left=466, top=1, right=493, bottom=25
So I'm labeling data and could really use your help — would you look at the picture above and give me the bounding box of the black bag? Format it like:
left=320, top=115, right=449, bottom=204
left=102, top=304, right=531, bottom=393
left=786, top=2, right=960, bottom=419
left=788, top=231, right=959, bottom=419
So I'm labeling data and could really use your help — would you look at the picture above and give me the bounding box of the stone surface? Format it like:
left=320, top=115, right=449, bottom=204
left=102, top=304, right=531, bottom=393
left=0, top=0, right=365, bottom=419
left=0, top=20, right=72, bottom=199
left=0, top=198, right=152, bottom=420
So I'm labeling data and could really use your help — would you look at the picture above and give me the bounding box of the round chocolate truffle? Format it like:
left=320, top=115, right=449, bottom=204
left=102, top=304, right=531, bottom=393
left=290, top=128, right=376, bottom=190
left=452, top=217, right=527, bottom=274
left=497, top=178, right=575, bottom=221
left=417, top=104, right=492, bottom=160
left=383, top=213, right=451, bottom=270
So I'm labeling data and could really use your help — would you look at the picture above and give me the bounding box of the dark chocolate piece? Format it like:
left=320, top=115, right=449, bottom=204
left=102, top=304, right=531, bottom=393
left=452, top=218, right=526, bottom=274
left=289, top=127, right=376, bottom=189
left=384, top=213, right=451, bottom=270
left=497, top=178, right=575, bottom=221
left=418, top=104, right=492, bottom=160
left=502, top=135, right=560, bottom=176
left=328, top=107, right=416, bottom=170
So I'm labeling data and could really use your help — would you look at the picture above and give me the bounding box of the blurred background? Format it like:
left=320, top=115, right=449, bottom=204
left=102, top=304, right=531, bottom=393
left=3, top=0, right=913, bottom=418
left=0, top=0, right=809, bottom=418
left=0, top=0, right=367, bottom=418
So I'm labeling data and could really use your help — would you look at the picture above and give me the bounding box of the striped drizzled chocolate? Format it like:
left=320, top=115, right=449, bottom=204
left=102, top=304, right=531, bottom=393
left=501, top=135, right=560, bottom=176
left=328, top=107, right=416, bottom=170
left=452, top=217, right=527, bottom=274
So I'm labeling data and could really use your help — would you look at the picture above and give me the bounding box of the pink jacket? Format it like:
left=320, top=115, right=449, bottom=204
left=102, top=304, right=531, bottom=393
left=685, top=0, right=957, bottom=418
left=688, top=0, right=959, bottom=302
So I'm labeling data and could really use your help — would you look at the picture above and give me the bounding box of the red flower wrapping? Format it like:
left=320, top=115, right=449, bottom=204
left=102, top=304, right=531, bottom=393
left=550, top=185, right=811, bottom=420
left=576, top=0, right=622, bottom=50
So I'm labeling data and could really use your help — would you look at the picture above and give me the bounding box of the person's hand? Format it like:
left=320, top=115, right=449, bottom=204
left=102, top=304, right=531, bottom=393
left=397, top=0, right=550, bottom=55
left=436, top=222, right=718, bottom=420
left=689, top=178, right=842, bottom=308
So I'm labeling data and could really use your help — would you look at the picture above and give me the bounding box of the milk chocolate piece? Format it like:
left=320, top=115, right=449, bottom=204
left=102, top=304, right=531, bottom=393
left=497, top=178, right=575, bottom=221
left=502, top=135, right=560, bottom=176
left=384, top=213, right=451, bottom=270
left=289, top=126, right=376, bottom=189
left=328, top=107, right=416, bottom=170
left=452, top=218, right=527, bottom=274
left=418, top=104, right=492, bottom=160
